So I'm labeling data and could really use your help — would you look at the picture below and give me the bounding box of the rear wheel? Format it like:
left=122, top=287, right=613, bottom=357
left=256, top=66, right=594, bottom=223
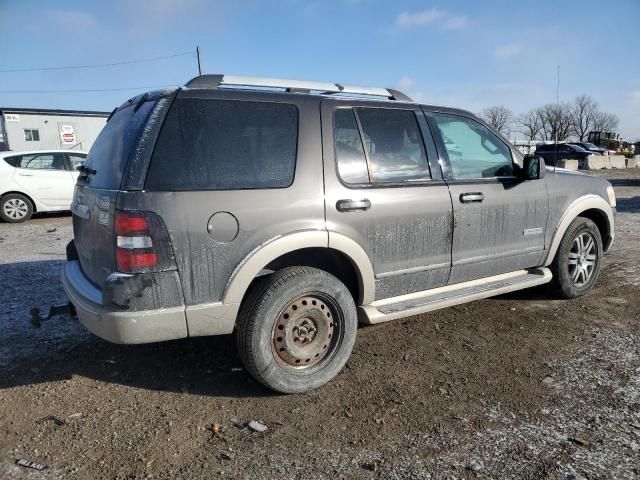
left=551, top=217, right=603, bottom=298
left=236, top=267, right=357, bottom=393
left=0, top=193, right=33, bottom=223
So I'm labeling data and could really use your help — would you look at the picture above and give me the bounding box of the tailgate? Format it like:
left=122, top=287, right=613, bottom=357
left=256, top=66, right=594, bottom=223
left=72, top=98, right=158, bottom=288
left=72, top=186, right=118, bottom=288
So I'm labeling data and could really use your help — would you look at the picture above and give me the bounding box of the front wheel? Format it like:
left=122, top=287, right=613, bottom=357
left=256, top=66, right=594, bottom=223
left=236, top=267, right=357, bottom=393
left=551, top=217, right=603, bottom=298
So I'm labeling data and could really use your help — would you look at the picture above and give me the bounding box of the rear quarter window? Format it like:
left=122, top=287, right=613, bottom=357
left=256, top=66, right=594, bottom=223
left=145, top=98, right=298, bottom=191
left=83, top=100, right=156, bottom=190
left=3, top=155, right=20, bottom=167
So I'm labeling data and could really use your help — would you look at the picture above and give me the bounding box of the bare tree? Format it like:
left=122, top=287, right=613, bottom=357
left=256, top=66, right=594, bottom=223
left=517, top=108, right=544, bottom=141
left=480, top=106, right=513, bottom=136
left=570, top=94, right=599, bottom=141
left=591, top=111, right=619, bottom=132
left=538, top=103, right=573, bottom=142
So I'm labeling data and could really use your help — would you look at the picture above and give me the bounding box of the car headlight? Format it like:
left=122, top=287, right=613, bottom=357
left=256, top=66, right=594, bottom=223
left=607, top=185, right=616, bottom=208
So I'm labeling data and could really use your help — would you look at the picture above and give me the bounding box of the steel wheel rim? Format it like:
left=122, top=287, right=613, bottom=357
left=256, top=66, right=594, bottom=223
left=3, top=198, right=28, bottom=219
left=272, top=294, right=337, bottom=370
left=568, top=231, right=597, bottom=286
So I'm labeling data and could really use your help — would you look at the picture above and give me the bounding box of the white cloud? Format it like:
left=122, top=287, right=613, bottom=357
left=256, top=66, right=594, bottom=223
left=394, top=8, right=446, bottom=29
left=392, top=8, right=469, bottom=31
left=493, top=43, right=523, bottom=59
left=394, top=76, right=428, bottom=102
left=442, top=15, right=469, bottom=30
left=628, top=90, right=640, bottom=101
left=397, top=76, right=416, bottom=90
left=48, top=10, right=97, bottom=31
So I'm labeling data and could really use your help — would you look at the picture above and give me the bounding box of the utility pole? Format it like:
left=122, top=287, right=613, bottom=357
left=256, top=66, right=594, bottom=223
left=196, top=46, right=202, bottom=75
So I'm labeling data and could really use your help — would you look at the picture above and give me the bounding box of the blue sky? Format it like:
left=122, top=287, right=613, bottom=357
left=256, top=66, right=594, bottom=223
left=1, top=0, right=639, bottom=139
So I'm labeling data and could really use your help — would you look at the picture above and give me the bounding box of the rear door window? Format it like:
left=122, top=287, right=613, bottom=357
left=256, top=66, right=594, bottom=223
left=83, top=100, right=155, bottom=190
left=357, top=108, right=429, bottom=183
left=334, top=107, right=430, bottom=185
left=334, top=108, right=369, bottom=184
left=145, top=98, right=298, bottom=191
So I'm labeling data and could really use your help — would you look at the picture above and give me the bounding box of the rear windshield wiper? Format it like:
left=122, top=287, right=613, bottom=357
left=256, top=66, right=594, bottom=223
left=77, top=165, right=96, bottom=175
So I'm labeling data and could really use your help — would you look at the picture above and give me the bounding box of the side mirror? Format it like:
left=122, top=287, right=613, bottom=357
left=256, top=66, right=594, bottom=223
left=521, top=155, right=545, bottom=180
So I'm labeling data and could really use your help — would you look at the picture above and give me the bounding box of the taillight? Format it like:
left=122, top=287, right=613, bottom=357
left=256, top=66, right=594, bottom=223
left=114, top=210, right=176, bottom=274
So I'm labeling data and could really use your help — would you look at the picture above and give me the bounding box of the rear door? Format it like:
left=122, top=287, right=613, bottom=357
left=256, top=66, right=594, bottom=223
left=322, top=100, right=453, bottom=301
left=66, top=152, right=87, bottom=184
left=72, top=100, right=157, bottom=288
left=12, top=152, right=74, bottom=207
left=426, top=109, right=548, bottom=284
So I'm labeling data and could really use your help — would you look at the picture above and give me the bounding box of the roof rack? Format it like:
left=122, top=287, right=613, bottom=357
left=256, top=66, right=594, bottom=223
left=184, top=74, right=413, bottom=102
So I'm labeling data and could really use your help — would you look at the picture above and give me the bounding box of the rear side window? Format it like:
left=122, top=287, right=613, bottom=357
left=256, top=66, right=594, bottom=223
left=146, top=98, right=298, bottom=191
left=334, top=107, right=430, bottom=185
left=83, top=100, right=155, bottom=190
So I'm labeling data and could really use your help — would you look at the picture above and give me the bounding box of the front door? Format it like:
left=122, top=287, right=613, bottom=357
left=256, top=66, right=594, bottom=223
left=426, top=110, right=549, bottom=285
left=322, top=100, right=453, bottom=301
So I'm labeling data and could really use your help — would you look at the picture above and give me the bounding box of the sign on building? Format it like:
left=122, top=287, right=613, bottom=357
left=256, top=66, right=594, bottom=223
left=60, top=124, right=76, bottom=145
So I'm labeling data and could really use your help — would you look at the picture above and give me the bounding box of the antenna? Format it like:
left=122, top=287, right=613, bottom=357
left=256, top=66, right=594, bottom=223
left=552, top=64, right=560, bottom=171
left=556, top=65, right=560, bottom=106
left=196, top=46, right=202, bottom=76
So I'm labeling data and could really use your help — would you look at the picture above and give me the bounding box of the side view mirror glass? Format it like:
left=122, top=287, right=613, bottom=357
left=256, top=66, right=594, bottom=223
left=522, top=155, right=545, bottom=180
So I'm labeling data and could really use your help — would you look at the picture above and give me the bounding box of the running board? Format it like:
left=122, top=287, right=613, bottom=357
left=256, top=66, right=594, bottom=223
left=359, top=268, right=552, bottom=324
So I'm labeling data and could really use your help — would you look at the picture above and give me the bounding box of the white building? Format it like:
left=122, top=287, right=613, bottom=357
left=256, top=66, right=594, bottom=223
left=0, top=107, right=109, bottom=152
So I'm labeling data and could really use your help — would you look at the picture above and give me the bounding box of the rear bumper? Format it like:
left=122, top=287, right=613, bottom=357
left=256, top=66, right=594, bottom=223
left=62, top=260, right=188, bottom=344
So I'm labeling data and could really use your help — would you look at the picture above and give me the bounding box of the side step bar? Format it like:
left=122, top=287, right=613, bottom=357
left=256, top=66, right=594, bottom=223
left=359, top=268, right=552, bottom=324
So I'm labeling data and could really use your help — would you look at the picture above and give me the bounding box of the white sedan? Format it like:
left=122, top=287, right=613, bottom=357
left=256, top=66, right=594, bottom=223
left=0, top=149, right=87, bottom=222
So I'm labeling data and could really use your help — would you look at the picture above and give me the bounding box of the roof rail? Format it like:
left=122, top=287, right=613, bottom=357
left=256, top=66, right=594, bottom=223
left=184, top=74, right=413, bottom=102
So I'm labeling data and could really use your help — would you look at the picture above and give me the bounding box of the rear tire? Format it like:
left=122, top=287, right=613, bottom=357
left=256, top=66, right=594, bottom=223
left=235, top=267, right=357, bottom=393
left=550, top=217, right=603, bottom=299
left=0, top=193, right=33, bottom=223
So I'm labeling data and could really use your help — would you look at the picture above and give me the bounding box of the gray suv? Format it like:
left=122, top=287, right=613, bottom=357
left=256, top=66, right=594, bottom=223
left=62, top=74, right=616, bottom=393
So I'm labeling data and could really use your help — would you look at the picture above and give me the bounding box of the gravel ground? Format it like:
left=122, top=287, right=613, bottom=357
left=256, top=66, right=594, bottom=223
left=0, top=169, right=639, bottom=479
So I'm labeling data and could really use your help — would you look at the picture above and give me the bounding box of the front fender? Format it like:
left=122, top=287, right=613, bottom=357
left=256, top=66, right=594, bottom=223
left=543, top=194, right=614, bottom=266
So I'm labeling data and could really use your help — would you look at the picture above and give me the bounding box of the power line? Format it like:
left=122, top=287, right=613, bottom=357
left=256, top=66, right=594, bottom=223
left=0, top=85, right=178, bottom=94
left=0, top=51, right=194, bottom=73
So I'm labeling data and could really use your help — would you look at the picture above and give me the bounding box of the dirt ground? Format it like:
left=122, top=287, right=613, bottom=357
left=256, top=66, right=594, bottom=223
left=1, top=169, right=639, bottom=479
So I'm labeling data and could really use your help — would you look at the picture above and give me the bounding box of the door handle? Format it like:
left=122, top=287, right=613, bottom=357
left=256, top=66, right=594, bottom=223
left=460, top=192, right=484, bottom=203
left=17, top=173, right=34, bottom=177
left=336, top=199, right=371, bottom=212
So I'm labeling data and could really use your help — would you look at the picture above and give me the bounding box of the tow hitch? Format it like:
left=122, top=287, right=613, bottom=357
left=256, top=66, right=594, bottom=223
left=29, top=303, right=77, bottom=328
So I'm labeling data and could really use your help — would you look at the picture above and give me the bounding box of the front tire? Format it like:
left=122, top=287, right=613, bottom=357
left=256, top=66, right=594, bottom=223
left=0, top=193, right=33, bottom=223
left=236, top=267, right=357, bottom=393
left=551, top=217, right=603, bottom=298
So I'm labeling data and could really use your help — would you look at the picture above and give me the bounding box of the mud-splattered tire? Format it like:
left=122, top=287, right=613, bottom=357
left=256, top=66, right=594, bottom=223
left=551, top=217, right=603, bottom=299
left=0, top=193, right=33, bottom=223
left=235, top=267, right=357, bottom=394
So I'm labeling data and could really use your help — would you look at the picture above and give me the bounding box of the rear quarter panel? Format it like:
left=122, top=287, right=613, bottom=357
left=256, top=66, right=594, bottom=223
left=118, top=91, right=326, bottom=307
